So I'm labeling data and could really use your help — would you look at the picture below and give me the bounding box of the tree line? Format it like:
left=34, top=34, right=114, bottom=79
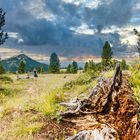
left=0, top=41, right=129, bottom=75
left=83, top=41, right=128, bottom=74
left=48, top=52, right=79, bottom=74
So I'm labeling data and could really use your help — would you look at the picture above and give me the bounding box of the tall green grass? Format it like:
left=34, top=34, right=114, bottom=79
left=129, top=64, right=140, bottom=120
left=129, top=64, right=140, bottom=97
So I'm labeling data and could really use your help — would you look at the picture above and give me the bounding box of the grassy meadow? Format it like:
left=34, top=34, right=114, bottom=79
left=0, top=73, right=98, bottom=139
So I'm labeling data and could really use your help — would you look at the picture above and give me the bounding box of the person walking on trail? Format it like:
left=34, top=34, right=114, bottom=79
left=33, top=68, right=38, bottom=78
left=16, top=71, right=20, bottom=80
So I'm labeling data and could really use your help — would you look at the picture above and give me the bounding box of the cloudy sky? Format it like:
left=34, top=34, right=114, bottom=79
left=0, top=0, right=140, bottom=62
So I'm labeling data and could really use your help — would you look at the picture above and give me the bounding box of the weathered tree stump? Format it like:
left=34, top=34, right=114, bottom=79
left=60, top=64, right=140, bottom=140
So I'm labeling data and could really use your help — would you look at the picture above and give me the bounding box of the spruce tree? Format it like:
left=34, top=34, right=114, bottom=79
left=18, top=60, right=26, bottom=73
left=84, top=62, right=88, bottom=72
left=120, top=59, right=127, bottom=70
left=49, top=53, right=60, bottom=73
left=67, top=64, right=72, bottom=73
left=71, top=61, right=78, bottom=73
left=101, top=41, right=113, bottom=68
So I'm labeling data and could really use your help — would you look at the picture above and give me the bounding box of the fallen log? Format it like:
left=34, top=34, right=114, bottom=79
left=60, top=64, right=140, bottom=140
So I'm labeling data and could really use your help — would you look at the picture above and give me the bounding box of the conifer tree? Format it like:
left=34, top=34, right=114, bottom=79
left=120, top=59, right=127, bottom=70
left=101, top=41, right=113, bottom=69
left=67, top=64, right=72, bottom=73
left=71, top=61, right=78, bottom=73
left=84, top=62, right=88, bottom=72
left=18, top=60, right=26, bottom=73
left=49, top=53, right=60, bottom=73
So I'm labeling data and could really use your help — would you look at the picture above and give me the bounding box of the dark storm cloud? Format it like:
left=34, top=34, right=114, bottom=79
left=0, top=0, right=139, bottom=57
left=44, top=0, right=83, bottom=27
left=84, top=0, right=136, bottom=32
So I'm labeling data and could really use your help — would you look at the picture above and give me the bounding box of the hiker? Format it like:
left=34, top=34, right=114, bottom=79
left=16, top=71, right=20, bottom=80
left=33, top=68, right=38, bottom=78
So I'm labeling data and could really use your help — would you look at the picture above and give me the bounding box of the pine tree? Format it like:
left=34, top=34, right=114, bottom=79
left=71, top=61, right=78, bottom=73
left=101, top=41, right=113, bottom=69
left=0, top=63, right=5, bottom=74
left=84, top=62, right=88, bottom=72
left=0, top=8, right=8, bottom=45
left=67, top=64, right=72, bottom=73
left=120, top=59, right=127, bottom=70
left=49, top=53, right=60, bottom=73
left=18, top=60, right=26, bottom=73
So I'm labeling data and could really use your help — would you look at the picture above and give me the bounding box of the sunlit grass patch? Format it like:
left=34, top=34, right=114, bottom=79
left=103, top=70, right=114, bottom=78
left=129, top=66, right=140, bottom=96
left=129, top=64, right=140, bottom=120
left=33, top=88, right=65, bottom=117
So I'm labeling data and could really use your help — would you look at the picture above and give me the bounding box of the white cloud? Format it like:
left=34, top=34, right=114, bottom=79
left=63, top=0, right=86, bottom=5
left=8, top=32, right=18, bottom=39
left=18, top=38, right=24, bottom=43
left=85, top=0, right=102, bottom=8
left=63, top=0, right=101, bottom=8
left=71, top=23, right=96, bottom=35
left=101, top=25, right=140, bottom=45
left=25, top=0, right=56, bottom=21
left=8, top=32, right=24, bottom=43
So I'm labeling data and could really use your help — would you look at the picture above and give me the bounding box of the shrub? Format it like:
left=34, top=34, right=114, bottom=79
left=34, top=88, right=65, bottom=117
left=0, top=76, right=13, bottom=83
left=129, top=64, right=140, bottom=88
left=63, top=73, right=97, bottom=90
left=129, top=64, right=140, bottom=118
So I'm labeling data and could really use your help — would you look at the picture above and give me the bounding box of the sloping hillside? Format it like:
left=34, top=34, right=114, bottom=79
left=1, top=54, right=48, bottom=72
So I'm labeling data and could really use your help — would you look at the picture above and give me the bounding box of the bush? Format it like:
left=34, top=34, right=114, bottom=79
left=34, top=88, right=65, bottom=117
left=0, top=76, right=13, bottom=83
left=129, top=64, right=140, bottom=88
left=63, top=73, right=97, bottom=90
left=0, top=88, right=12, bottom=103
left=129, top=64, right=140, bottom=116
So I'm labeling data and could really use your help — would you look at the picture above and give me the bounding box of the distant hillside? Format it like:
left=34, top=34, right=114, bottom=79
left=1, top=54, right=48, bottom=72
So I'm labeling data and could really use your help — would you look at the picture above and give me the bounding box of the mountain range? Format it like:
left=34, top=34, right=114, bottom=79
left=1, top=54, right=48, bottom=72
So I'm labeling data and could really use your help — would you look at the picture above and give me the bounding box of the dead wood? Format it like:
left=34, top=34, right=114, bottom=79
left=60, top=63, right=140, bottom=140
